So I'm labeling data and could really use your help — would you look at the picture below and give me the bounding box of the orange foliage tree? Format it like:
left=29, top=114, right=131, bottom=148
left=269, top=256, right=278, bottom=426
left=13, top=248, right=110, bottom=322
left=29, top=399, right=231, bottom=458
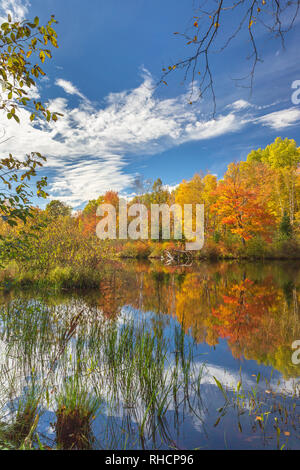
left=80, top=191, right=119, bottom=237
left=212, top=163, right=276, bottom=245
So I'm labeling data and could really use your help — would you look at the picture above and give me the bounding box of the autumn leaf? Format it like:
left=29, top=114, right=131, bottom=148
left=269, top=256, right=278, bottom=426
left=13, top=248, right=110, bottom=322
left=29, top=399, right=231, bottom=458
left=40, top=50, right=46, bottom=63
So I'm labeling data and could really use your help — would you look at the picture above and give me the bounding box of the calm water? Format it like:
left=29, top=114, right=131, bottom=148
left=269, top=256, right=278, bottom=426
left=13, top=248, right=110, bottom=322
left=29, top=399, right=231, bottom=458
left=0, top=260, right=299, bottom=450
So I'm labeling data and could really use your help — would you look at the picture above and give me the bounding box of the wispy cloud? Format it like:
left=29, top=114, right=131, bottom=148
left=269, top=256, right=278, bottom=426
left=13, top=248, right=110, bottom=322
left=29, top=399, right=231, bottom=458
left=229, top=99, right=252, bottom=111
left=55, top=79, right=87, bottom=101
left=0, top=0, right=30, bottom=22
left=257, top=107, right=300, bottom=129
left=0, top=71, right=298, bottom=207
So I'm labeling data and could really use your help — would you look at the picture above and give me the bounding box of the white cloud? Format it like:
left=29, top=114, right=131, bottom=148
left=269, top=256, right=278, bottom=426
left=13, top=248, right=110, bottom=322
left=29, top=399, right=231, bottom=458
left=55, top=79, right=87, bottom=101
left=0, top=71, right=297, bottom=207
left=0, top=0, right=30, bottom=23
left=184, top=113, right=243, bottom=140
left=163, top=183, right=179, bottom=193
left=258, top=107, right=300, bottom=129
left=230, top=99, right=252, bottom=111
left=25, top=84, right=40, bottom=100
left=50, top=159, right=133, bottom=207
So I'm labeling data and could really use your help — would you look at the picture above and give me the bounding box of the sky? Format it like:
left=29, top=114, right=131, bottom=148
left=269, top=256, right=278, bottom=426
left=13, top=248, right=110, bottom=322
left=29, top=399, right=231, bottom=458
left=1, top=0, right=300, bottom=208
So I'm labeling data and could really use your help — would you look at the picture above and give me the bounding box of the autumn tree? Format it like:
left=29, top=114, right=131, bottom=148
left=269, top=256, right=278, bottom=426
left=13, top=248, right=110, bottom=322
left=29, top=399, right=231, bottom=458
left=212, top=163, right=276, bottom=245
left=82, top=196, right=104, bottom=216
left=150, top=179, right=170, bottom=205
left=103, top=191, right=119, bottom=208
left=175, top=174, right=204, bottom=207
left=46, top=200, right=71, bottom=219
left=247, top=137, right=300, bottom=226
left=80, top=192, right=120, bottom=237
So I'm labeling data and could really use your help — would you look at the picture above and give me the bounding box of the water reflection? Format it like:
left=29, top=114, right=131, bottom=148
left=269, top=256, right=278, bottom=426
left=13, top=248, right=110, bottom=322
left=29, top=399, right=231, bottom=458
left=0, top=260, right=299, bottom=449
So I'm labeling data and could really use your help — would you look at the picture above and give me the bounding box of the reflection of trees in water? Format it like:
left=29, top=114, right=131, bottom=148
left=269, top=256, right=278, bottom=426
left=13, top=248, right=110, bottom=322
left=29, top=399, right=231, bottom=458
left=91, top=261, right=300, bottom=377
left=0, top=260, right=299, bottom=378
left=211, top=278, right=278, bottom=353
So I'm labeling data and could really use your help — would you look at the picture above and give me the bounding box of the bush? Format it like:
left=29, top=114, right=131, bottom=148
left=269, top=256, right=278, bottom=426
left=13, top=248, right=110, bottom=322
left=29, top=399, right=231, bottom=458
left=269, top=237, right=300, bottom=259
left=242, top=237, right=268, bottom=259
left=0, top=261, right=19, bottom=287
left=48, top=266, right=73, bottom=287
left=149, top=241, right=182, bottom=258
left=119, top=241, right=151, bottom=259
left=48, top=266, right=101, bottom=289
left=198, top=240, right=222, bottom=259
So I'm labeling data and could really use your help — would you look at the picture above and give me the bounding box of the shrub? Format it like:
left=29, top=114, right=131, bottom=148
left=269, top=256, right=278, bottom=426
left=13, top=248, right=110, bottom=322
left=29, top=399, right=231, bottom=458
left=48, top=266, right=73, bottom=287
left=270, top=238, right=300, bottom=259
left=119, top=241, right=151, bottom=259
left=55, top=378, right=102, bottom=450
left=242, top=237, right=268, bottom=259
left=149, top=241, right=184, bottom=258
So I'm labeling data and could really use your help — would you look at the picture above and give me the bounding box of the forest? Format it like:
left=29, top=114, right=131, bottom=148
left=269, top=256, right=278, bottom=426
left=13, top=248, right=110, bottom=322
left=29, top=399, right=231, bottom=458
left=1, top=137, right=299, bottom=288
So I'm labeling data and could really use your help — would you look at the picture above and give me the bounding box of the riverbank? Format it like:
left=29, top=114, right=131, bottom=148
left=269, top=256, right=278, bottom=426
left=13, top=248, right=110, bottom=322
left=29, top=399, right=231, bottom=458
left=118, top=237, right=300, bottom=260
left=1, top=244, right=300, bottom=291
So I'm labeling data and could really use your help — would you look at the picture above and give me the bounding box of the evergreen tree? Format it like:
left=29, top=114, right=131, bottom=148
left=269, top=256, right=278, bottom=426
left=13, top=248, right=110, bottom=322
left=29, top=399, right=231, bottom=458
left=279, top=211, right=293, bottom=238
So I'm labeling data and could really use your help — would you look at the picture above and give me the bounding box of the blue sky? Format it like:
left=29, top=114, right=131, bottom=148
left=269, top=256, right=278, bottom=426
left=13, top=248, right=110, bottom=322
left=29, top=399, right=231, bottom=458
left=1, top=0, right=300, bottom=208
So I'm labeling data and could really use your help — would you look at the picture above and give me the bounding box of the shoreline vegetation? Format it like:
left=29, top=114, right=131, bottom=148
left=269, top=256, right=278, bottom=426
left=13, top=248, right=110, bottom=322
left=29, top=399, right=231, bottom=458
left=1, top=137, right=300, bottom=290
left=1, top=254, right=299, bottom=291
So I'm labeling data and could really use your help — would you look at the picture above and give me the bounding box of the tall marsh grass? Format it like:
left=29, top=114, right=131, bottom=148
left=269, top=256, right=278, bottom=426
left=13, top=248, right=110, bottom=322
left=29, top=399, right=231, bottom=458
left=0, top=297, right=299, bottom=450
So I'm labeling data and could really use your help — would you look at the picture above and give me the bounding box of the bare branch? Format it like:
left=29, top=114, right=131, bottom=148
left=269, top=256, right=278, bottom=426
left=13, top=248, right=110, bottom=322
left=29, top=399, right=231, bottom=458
left=159, top=0, right=300, bottom=115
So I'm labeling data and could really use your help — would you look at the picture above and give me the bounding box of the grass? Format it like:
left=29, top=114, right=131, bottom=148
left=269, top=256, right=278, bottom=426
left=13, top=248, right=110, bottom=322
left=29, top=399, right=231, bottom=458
left=0, top=291, right=299, bottom=450
left=55, top=377, right=102, bottom=450
left=212, top=371, right=300, bottom=450
left=0, top=264, right=102, bottom=290
left=0, top=382, right=40, bottom=449
left=0, top=300, right=208, bottom=449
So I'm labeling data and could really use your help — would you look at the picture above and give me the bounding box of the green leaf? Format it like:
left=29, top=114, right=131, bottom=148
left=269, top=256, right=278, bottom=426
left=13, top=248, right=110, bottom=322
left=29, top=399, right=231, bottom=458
left=213, top=376, right=228, bottom=400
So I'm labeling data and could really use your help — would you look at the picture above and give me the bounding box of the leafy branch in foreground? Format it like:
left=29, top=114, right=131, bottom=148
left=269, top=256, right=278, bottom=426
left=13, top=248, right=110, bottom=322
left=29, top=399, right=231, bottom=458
left=0, top=152, right=47, bottom=226
left=0, top=13, right=60, bottom=122
left=0, top=13, right=60, bottom=260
